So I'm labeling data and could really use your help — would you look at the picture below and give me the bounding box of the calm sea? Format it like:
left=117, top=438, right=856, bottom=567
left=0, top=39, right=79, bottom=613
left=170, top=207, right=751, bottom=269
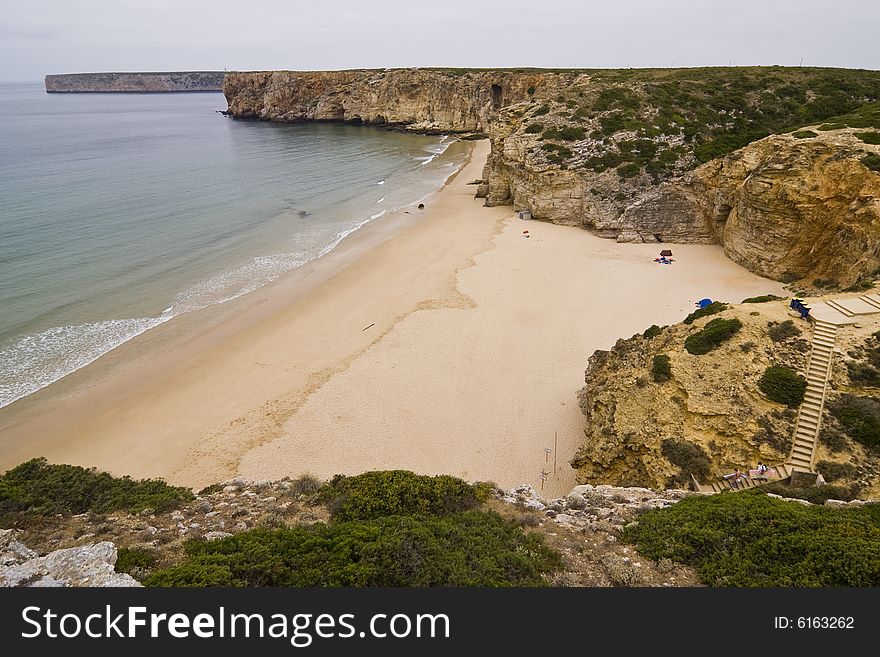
left=0, top=83, right=467, bottom=408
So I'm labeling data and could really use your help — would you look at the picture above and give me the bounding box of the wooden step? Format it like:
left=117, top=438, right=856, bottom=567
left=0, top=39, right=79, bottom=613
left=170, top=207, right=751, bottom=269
left=859, top=295, right=880, bottom=310
left=826, top=300, right=855, bottom=316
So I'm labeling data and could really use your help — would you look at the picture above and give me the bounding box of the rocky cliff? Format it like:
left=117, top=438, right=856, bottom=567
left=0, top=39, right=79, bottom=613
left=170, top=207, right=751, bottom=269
left=223, top=68, right=574, bottom=133
left=223, top=67, right=880, bottom=287
left=571, top=299, right=880, bottom=495
left=45, top=71, right=224, bottom=93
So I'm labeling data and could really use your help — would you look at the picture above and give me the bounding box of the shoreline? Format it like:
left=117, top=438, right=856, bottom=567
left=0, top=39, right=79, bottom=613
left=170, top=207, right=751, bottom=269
left=0, top=140, right=788, bottom=497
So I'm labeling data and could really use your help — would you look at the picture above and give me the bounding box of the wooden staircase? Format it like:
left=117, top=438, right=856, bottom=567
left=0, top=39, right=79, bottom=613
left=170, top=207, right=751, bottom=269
left=694, top=318, right=839, bottom=494
left=860, top=294, right=880, bottom=311
left=787, top=319, right=837, bottom=473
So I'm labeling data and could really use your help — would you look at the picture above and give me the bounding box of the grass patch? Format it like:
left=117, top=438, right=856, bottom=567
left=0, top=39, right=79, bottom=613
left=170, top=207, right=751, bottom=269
left=816, top=460, right=859, bottom=483
left=862, top=153, right=880, bottom=172
left=856, top=131, right=880, bottom=145
left=317, top=470, right=481, bottom=522
left=116, top=546, right=160, bottom=580
left=624, top=491, right=880, bottom=586
left=0, top=458, right=193, bottom=526
left=684, top=318, right=742, bottom=355
left=742, top=294, right=783, bottom=303
left=524, top=122, right=543, bottom=134
left=828, top=394, right=880, bottom=448
left=642, top=324, right=663, bottom=340
left=144, top=511, right=561, bottom=587
left=791, top=130, right=817, bottom=139
left=661, top=439, right=710, bottom=484
left=848, top=362, right=880, bottom=387
left=768, top=319, right=801, bottom=342
left=542, top=125, right=585, bottom=141
left=651, top=354, right=672, bottom=383
left=758, top=365, right=807, bottom=407
left=683, top=301, right=727, bottom=325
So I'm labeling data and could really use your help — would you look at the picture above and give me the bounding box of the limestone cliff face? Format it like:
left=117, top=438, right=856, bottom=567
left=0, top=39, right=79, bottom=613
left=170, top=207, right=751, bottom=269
left=45, top=72, right=224, bottom=93
left=223, top=68, right=880, bottom=287
left=223, top=69, right=574, bottom=133
left=488, top=125, right=880, bottom=288
left=571, top=301, right=880, bottom=492
left=629, top=131, right=880, bottom=288
left=571, top=303, right=808, bottom=489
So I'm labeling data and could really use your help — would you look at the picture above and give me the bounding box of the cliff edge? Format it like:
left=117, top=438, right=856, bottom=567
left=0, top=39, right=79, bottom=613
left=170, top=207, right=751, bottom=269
left=45, top=71, right=224, bottom=93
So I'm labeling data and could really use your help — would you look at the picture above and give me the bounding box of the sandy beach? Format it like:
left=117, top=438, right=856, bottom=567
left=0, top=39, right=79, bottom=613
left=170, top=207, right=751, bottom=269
left=0, top=140, right=787, bottom=496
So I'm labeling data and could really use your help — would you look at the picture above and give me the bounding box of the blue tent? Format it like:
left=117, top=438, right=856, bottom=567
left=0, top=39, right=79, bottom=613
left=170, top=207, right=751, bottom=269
left=696, top=298, right=712, bottom=308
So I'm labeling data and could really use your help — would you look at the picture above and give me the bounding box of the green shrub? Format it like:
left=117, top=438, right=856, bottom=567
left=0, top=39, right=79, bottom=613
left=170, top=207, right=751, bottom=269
left=758, top=365, right=807, bottom=407
left=197, top=483, right=224, bottom=495
left=318, top=470, right=480, bottom=522
left=289, top=474, right=323, bottom=496
left=768, top=319, right=801, bottom=342
left=856, top=131, right=880, bottom=145
left=829, top=394, right=880, bottom=448
left=661, top=439, right=711, bottom=483
left=684, top=318, right=743, bottom=355
left=533, top=104, right=550, bottom=116
left=526, top=86, right=536, bottom=96
left=820, top=426, right=849, bottom=453
left=651, top=354, right=672, bottom=382
left=616, top=162, right=641, bottom=178
left=0, top=458, right=193, bottom=525
left=791, top=130, right=817, bottom=139
left=812, top=278, right=838, bottom=289
left=116, top=547, right=159, bottom=579
left=816, top=460, right=859, bottom=483
left=624, top=491, right=880, bottom=586
left=144, top=511, right=562, bottom=587
left=848, top=362, right=880, bottom=387
left=862, top=153, right=880, bottom=172
left=760, top=482, right=861, bottom=504
left=525, top=122, right=544, bottom=134
left=683, top=301, right=727, bottom=324
left=742, top=295, right=783, bottom=303
left=642, top=324, right=663, bottom=340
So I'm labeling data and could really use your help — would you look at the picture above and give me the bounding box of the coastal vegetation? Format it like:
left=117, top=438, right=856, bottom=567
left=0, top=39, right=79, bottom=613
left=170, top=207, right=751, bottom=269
left=684, top=317, right=742, bottom=355
left=829, top=394, right=880, bottom=448
left=522, top=69, right=880, bottom=177
left=683, top=301, right=727, bottom=325
left=742, top=294, right=783, bottom=303
left=625, top=492, right=880, bottom=586
left=767, top=319, right=801, bottom=342
left=758, top=365, right=807, bottom=407
left=660, top=439, right=710, bottom=485
left=144, top=471, right=560, bottom=587
left=651, top=354, right=672, bottom=382
left=0, top=458, right=192, bottom=526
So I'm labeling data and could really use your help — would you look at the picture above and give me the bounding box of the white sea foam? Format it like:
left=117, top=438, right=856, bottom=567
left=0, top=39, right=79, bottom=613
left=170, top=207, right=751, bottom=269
left=377, top=196, right=386, bottom=203
left=1, top=147, right=467, bottom=410
left=0, top=316, right=171, bottom=409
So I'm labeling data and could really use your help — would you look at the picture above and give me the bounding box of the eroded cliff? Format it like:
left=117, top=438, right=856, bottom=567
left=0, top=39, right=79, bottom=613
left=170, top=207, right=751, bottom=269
left=224, top=67, right=880, bottom=287
left=223, top=68, right=573, bottom=133
left=571, top=299, right=880, bottom=495
left=45, top=72, right=224, bottom=93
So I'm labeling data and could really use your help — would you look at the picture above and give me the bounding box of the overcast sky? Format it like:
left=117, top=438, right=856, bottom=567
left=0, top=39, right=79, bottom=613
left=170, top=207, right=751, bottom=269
left=1, top=0, right=878, bottom=81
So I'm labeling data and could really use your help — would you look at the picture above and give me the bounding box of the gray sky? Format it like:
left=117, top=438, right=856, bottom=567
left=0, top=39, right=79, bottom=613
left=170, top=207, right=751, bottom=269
left=1, top=0, right=878, bottom=81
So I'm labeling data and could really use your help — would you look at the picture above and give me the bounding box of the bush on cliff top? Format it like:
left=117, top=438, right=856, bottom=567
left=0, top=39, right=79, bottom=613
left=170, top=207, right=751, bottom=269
left=624, top=491, right=880, bottom=586
left=768, top=319, right=802, bottom=342
left=828, top=394, right=880, bottom=448
left=758, top=365, right=807, bottom=407
left=651, top=354, right=672, bottom=383
left=0, top=458, right=193, bottom=525
left=742, top=294, right=783, bottom=303
left=144, top=511, right=561, bottom=587
left=317, top=470, right=482, bottom=522
left=684, top=318, right=742, bottom=355
left=660, top=439, right=711, bottom=484
left=683, top=301, right=727, bottom=325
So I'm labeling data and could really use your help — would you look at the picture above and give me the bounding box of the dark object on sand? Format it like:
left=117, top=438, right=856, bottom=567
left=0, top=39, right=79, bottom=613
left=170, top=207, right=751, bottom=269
left=660, top=249, right=673, bottom=257
left=418, top=203, right=424, bottom=209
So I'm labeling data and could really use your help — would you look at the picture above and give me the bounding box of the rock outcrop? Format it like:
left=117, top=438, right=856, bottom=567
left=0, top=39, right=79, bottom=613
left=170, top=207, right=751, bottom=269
left=223, top=67, right=880, bottom=288
left=571, top=299, right=880, bottom=494
left=223, top=69, right=574, bottom=133
left=45, top=72, right=224, bottom=93
left=0, top=530, right=139, bottom=587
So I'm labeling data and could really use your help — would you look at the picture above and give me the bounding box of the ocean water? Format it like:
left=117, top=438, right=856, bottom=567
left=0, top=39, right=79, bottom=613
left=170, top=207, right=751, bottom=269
left=0, top=83, right=467, bottom=409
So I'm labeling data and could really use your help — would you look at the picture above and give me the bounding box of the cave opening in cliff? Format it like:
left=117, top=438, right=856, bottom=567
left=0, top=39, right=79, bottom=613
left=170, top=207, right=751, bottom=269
left=491, top=84, right=503, bottom=110
left=349, top=115, right=363, bottom=125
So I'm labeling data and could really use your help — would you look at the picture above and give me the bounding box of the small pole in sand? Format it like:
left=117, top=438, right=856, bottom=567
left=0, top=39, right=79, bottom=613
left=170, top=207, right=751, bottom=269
left=544, top=448, right=551, bottom=462
left=540, top=471, right=547, bottom=491
left=554, top=432, right=558, bottom=474
left=362, top=323, right=375, bottom=331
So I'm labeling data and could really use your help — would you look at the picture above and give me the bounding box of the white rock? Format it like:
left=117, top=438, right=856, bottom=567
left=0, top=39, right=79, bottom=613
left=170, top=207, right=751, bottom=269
left=205, top=532, right=232, bottom=541
left=0, top=542, right=140, bottom=588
